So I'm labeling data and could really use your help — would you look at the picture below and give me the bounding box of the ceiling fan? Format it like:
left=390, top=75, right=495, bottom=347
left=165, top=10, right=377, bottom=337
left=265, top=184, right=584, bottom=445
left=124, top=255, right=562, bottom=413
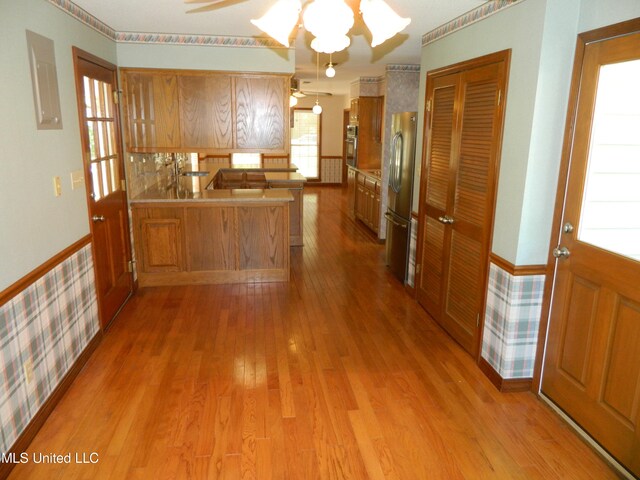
left=184, top=0, right=250, bottom=14
left=291, top=78, right=333, bottom=98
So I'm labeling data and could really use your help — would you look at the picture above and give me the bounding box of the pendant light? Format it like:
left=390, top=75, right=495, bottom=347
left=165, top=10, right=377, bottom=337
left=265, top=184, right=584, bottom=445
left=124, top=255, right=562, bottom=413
left=312, top=52, right=323, bottom=115
left=325, top=54, right=336, bottom=78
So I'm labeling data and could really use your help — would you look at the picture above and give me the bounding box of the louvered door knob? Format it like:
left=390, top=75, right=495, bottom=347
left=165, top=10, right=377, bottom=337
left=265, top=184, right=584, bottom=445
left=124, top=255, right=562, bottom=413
left=92, top=215, right=105, bottom=222
left=437, top=215, right=455, bottom=225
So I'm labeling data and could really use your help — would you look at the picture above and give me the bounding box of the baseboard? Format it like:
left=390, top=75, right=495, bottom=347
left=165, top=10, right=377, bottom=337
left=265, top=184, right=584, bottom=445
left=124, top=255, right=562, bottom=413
left=0, top=332, right=102, bottom=480
left=478, top=357, right=532, bottom=392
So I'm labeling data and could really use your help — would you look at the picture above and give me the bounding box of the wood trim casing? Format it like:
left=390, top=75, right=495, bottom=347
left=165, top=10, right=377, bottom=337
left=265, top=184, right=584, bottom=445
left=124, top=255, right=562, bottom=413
left=489, top=253, right=546, bottom=276
left=0, top=235, right=92, bottom=308
left=0, top=332, right=102, bottom=480
left=531, top=17, right=640, bottom=394
left=479, top=357, right=532, bottom=393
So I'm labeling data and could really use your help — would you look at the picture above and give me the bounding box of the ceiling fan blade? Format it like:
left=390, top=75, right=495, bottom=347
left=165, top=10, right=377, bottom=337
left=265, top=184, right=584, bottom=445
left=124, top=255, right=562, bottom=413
left=186, top=0, right=240, bottom=13
left=300, top=91, right=333, bottom=97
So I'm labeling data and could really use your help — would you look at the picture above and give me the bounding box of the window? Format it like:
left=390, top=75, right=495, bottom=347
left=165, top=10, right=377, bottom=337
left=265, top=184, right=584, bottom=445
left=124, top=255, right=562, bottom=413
left=291, top=109, right=320, bottom=179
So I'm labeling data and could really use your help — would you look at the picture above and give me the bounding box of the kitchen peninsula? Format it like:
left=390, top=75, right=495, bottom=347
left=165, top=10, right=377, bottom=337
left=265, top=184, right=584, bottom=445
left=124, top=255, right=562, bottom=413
left=130, top=165, right=305, bottom=287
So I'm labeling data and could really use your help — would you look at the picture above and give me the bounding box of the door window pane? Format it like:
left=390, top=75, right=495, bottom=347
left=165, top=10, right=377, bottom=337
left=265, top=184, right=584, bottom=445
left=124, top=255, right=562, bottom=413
left=291, top=110, right=319, bottom=179
left=578, top=60, right=640, bottom=261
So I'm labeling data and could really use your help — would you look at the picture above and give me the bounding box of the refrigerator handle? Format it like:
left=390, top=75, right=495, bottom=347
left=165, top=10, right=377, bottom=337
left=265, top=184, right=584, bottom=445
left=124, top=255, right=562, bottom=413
left=390, top=132, right=403, bottom=193
left=384, top=212, right=408, bottom=228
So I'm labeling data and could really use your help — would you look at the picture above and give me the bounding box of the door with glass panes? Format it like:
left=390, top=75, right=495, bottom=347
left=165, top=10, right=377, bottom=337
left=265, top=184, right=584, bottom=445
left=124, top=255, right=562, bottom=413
left=541, top=23, right=640, bottom=477
left=73, top=48, right=132, bottom=328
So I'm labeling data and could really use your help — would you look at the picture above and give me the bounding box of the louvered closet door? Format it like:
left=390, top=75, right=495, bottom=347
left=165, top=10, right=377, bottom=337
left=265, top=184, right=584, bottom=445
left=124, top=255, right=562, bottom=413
left=417, top=53, right=508, bottom=357
left=416, top=74, right=459, bottom=317
left=442, top=62, right=505, bottom=355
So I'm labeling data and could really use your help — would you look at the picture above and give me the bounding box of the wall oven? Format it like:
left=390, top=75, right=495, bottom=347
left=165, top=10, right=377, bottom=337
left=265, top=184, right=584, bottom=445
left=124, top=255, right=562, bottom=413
left=346, top=125, right=358, bottom=167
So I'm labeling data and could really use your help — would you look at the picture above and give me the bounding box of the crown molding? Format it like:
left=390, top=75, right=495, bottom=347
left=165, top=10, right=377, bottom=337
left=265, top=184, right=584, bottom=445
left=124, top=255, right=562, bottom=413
left=422, top=0, right=525, bottom=46
left=47, top=0, right=288, bottom=49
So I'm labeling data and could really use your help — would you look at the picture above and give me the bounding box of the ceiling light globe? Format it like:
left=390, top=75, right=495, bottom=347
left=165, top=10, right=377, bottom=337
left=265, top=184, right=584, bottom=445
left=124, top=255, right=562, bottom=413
left=251, top=0, right=302, bottom=47
left=289, top=95, right=298, bottom=107
left=310, top=34, right=350, bottom=53
left=360, top=0, right=411, bottom=48
left=303, top=0, right=354, bottom=38
left=312, top=102, right=323, bottom=115
left=325, top=65, right=336, bottom=78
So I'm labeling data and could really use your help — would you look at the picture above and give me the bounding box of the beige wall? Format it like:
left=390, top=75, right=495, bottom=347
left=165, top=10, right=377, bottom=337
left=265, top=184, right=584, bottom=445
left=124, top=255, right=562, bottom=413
left=295, top=94, right=347, bottom=158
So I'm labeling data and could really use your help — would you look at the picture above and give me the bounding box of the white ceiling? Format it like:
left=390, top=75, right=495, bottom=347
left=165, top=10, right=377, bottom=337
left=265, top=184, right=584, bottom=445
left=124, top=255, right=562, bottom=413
left=72, top=0, right=488, bottom=95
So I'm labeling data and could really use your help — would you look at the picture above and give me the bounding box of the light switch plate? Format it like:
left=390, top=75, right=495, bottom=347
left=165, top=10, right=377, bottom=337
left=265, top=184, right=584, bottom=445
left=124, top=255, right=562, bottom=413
left=70, top=169, right=84, bottom=190
left=53, top=176, right=62, bottom=196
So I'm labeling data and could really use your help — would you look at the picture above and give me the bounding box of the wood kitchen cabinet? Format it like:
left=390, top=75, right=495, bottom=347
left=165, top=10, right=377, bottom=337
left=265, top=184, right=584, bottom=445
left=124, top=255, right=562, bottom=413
left=132, top=199, right=290, bottom=286
left=349, top=98, right=359, bottom=124
left=121, top=69, right=290, bottom=154
left=347, top=166, right=357, bottom=218
left=357, top=96, right=383, bottom=170
left=353, top=170, right=381, bottom=234
left=234, top=75, right=288, bottom=152
left=121, top=71, right=181, bottom=150
left=179, top=74, right=233, bottom=150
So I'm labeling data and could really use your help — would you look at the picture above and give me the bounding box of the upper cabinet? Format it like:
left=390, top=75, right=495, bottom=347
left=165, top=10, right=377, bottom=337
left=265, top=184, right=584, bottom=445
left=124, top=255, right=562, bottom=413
left=179, top=74, right=233, bottom=150
left=356, top=96, right=384, bottom=169
left=235, top=75, right=287, bottom=151
left=122, top=71, right=181, bottom=149
left=120, top=69, right=290, bottom=154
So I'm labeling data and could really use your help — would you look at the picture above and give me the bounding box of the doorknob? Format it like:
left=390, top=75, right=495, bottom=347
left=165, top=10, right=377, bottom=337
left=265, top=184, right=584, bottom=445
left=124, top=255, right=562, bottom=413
left=92, top=215, right=105, bottom=222
left=437, top=215, right=455, bottom=225
left=552, top=246, right=570, bottom=259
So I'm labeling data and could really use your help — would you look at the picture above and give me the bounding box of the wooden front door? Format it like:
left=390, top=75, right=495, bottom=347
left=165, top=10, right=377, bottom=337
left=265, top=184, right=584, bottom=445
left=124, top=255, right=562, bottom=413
left=416, top=51, right=509, bottom=356
left=541, top=23, right=640, bottom=477
left=73, top=48, right=132, bottom=329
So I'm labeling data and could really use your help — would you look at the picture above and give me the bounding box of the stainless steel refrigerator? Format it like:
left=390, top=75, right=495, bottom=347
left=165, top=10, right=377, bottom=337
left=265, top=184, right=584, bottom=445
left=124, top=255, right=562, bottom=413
left=385, top=112, right=417, bottom=282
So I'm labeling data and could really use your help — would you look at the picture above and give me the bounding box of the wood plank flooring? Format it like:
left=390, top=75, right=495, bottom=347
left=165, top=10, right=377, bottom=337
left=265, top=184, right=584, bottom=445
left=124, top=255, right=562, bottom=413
left=8, top=186, right=620, bottom=479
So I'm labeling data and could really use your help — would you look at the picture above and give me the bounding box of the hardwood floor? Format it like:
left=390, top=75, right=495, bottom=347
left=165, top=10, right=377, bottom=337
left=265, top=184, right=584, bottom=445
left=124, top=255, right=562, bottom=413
left=9, top=186, right=619, bottom=479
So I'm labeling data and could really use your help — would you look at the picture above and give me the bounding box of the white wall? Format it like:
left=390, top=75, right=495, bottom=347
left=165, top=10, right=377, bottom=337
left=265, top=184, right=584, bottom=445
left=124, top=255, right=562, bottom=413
left=116, top=43, right=295, bottom=73
left=0, top=0, right=117, bottom=290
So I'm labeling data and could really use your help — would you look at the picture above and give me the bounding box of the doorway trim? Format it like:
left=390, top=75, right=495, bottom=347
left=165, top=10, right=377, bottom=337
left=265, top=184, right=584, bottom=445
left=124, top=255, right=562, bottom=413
left=532, top=17, right=640, bottom=392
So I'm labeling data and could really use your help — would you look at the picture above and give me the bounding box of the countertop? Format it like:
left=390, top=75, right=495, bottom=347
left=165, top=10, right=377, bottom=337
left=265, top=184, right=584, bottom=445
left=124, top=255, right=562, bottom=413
left=130, top=165, right=304, bottom=204
left=349, top=165, right=382, bottom=181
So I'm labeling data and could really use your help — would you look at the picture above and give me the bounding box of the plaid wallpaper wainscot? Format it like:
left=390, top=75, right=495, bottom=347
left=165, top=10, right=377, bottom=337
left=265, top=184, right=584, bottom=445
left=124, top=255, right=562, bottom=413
left=481, top=262, right=545, bottom=379
left=0, top=244, right=99, bottom=453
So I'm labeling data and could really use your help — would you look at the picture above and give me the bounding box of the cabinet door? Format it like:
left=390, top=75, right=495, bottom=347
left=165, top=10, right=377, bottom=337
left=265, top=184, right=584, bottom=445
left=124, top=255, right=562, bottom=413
left=357, top=97, right=383, bottom=169
left=140, top=218, right=183, bottom=272
left=347, top=167, right=356, bottom=217
left=179, top=74, right=232, bottom=149
left=235, top=75, right=288, bottom=152
left=122, top=71, right=180, bottom=150
left=350, top=98, right=359, bottom=124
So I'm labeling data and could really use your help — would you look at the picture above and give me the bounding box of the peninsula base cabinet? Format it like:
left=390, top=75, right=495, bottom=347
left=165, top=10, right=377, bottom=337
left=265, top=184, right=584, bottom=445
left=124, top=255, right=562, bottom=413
left=132, top=201, right=290, bottom=286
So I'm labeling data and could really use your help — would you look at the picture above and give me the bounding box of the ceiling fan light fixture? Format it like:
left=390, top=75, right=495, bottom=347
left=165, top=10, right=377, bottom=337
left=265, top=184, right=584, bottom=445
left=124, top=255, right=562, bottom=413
left=360, top=0, right=411, bottom=48
left=310, top=34, right=350, bottom=54
left=312, top=100, right=323, bottom=115
left=325, top=62, right=336, bottom=78
left=289, top=94, right=298, bottom=107
left=250, top=0, right=302, bottom=47
left=303, top=0, right=354, bottom=53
